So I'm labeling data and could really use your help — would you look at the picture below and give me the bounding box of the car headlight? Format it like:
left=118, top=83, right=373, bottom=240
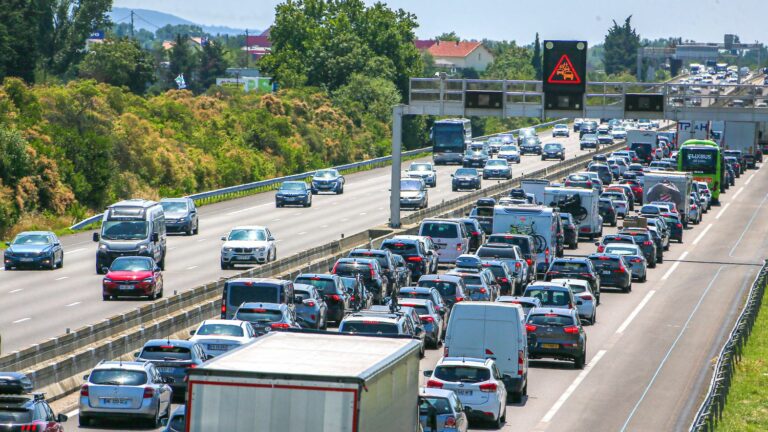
left=142, top=277, right=154, bottom=283
left=138, top=244, right=148, bottom=252
left=223, top=247, right=233, bottom=253
left=103, top=278, right=113, bottom=283
left=98, top=244, right=108, bottom=251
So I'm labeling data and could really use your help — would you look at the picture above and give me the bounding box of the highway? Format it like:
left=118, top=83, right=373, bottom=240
left=56, top=148, right=766, bottom=431
left=0, top=125, right=593, bottom=354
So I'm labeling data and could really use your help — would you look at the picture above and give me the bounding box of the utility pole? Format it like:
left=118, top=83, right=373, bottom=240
left=245, top=29, right=250, bottom=68
left=130, top=10, right=135, bottom=39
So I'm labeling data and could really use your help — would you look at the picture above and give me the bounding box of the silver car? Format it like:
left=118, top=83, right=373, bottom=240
left=603, top=243, right=648, bottom=283
left=419, top=388, right=469, bottom=432
left=400, top=178, right=429, bottom=209
left=79, top=361, right=173, bottom=428
left=294, top=283, right=329, bottom=329
left=551, top=278, right=597, bottom=325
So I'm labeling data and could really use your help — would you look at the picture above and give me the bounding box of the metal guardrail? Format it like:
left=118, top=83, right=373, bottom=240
left=69, top=119, right=568, bottom=231
left=690, top=260, right=768, bottom=431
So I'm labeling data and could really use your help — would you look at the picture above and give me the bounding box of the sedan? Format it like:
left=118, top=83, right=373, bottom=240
left=580, top=134, right=598, bottom=150
left=597, top=131, right=614, bottom=145
left=406, top=162, right=438, bottom=187
left=399, top=178, right=429, bottom=209
left=526, top=308, right=588, bottom=369
left=293, top=284, right=328, bottom=329
left=482, top=158, right=512, bottom=179
left=233, top=303, right=301, bottom=336
left=463, top=149, right=490, bottom=168
left=275, top=181, right=312, bottom=207
left=541, top=142, right=566, bottom=161
left=552, top=124, right=570, bottom=137
left=311, top=168, right=345, bottom=194
left=520, top=136, right=542, bottom=155
left=3, top=231, right=64, bottom=270
left=102, top=256, right=163, bottom=300
left=452, top=168, right=481, bottom=191
left=497, top=145, right=521, bottom=164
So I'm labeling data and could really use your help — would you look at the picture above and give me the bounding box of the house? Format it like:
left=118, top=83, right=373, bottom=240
left=244, top=28, right=272, bottom=60
left=416, top=40, right=495, bottom=72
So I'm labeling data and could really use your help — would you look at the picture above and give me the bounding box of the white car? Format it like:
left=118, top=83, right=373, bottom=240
left=426, top=357, right=507, bottom=428
left=550, top=278, right=597, bottom=324
left=220, top=225, right=277, bottom=269
left=611, top=127, right=627, bottom=140
left=552, top=124, right=570, bottom=137
left=189, top=319, right=257, bottom=357
left=406, top=162, right=437, bottom=187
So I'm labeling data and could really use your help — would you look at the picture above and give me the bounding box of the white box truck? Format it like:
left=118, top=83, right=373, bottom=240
left=626, top=129, right=659, bottom=164
left=677, top=121, right=710, bottom=143
left=542, top=187, right=602, bottom=239
left=521, top=179, right=550, bottom=205
left=643, top=170, right=693, bottom=227
left=491, top=204, right=559, bottom=275
left=185, top=332, right=422, bottom=432
left=723, top=121, right=758, bottom=165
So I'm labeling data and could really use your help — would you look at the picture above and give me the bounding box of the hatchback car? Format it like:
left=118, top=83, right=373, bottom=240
left=463, top=149, right=490, bottom=168
left=541, top=142, right=566, bottom=161
left=275, top=181, right=312, bottom=207
left=0, top=392, right=67, bottom=431
left=565, top=173, right=595, bottom=190
left=588, top=163, right=613, bottom=186
left=417, top=274, right=469, bottom=308
left=446, top=269, right=498, bottom=302
left=134, top=339, right=208, bottom=399
left=102, top=256, right=163, bottom=301
left=481, top=260, right=517, bottom=296
left=220, top=225, right=277, bottom=269
left=189, top=319, right=256, bottom=357
left=398, top=298, right=444, bottom=348
left=348, top=248, right=400, bottom=295
left=495, top=296, right=542, bottom=315
left=580, top=134, right=598, bottom=149
left=311, top=168, right=345, bottom=194
left=79, top=361, right=172, bottom=427
left=293, top=283, right=328, bottom=329
left=603, top=243, right=648, bottom=282
left=233, top=302, right=301, bottom=336
left=3, top=231, right=64, bottom=270
left=597, top=131, right=614, bottom=145
left=522, top=282, right=579, bottom=310
left=331, top=258, right=388, bottom=304
left=526, top=308, right=588, bottom=369
left=588, top=253, right=632, bottom=293
left=544, top=257, right=601, bottom=298
left=381, top=237, right=433, bottom=278
left=482, top=158, right=512, bottom=180
left=452, top=168, right=481, bottom=191
left=619, top=228, right=659, bottom=267
left=550, top=278, right=597, bottom=324
left=399, top=286, right=449, bottom=317
left=400, top=177, right=429, bottom=209
left=160, top=198, right=199, bottom=235
left=339, top=309, right=426, bottom=357
left=425, top=357, right=507, bottom=428
left=406, top=162, right=438, bottom=187
left=418, top=388, right=469, bottom=432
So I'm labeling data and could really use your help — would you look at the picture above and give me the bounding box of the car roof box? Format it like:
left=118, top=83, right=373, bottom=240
left=622, top=216, right=648, bottom=229
left=0, top=372, right=34, bottom=394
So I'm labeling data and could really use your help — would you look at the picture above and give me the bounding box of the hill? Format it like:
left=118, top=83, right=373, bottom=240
left=109, top=7, right=252, bottom=36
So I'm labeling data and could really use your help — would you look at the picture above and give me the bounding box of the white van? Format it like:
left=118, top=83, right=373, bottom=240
left=521, top=179, right=550, bottom=204
left=542, top=186, right=602, bottom=240
left=491, top=204, right=558, bottom=275
left=418, top=218, right=470, bottom=265
left=443, top=302, right=528, bottom=403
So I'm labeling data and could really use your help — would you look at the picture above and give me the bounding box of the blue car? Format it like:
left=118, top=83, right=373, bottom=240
left=311, top=169, right=345, bottom=195
left=276, top=181, right=312, bottom=207
left=3, top=231, right=64, bottom=270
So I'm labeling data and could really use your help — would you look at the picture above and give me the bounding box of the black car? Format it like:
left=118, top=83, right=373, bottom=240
left=160, top=197, right=199, bottom=235
left=331, top=258, right=388, bottom=303
left=618, top=228, right=658, bottom=268
left=295, top=273, right=350, bottom=323
left=381, top=238, right=432, bottom=279
left=348, top=249, right=399, bottom=295
left=544, top=257, right=601, bottom=301
left=541, top=142, right=566, bottom=161
left=724, top=164, right=735, bottom=187
left=460, top=218, right=485, bottom=252
left=0, top=387, right=67, bottom=431
left=275, top=181, right=312, bottom=207
left=481, top=260, right=517, bottom=296
left=587, top=253, right=632, bottom=293
left=135, top=339, right=209, bottom=399
left=579, top=121, right=597, bottom=138
left=417, top=274, right=469, bottom=308
left=462, top=149, right=490, bottom=168
left=723, top=150, right=746, bottom=172
left=598, top=198, right=617, bottom=227
left=660, top=213, right=684, bottom=243
left=311, top=168, right=345, bottom=194
left=724, top=156, right=741, bottom=178
left=451, top=168, right=481, bottom=191
left=520, top=136, right=542, bottom=155
left=559, top=213, right=578, bottom=249
left=526, top=308, right=588, bottom=369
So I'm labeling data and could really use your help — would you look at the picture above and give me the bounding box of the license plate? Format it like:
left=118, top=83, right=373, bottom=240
left=541, top=343, right=559, bottom=349
left=602, top=270, right=611, bottom=275
left=456, top=389, right=473, bottom=396
left=157, top=367, right=175, bottom=373
left=20, top=258, right=34, bottom=262
left=435, top=244, right=446, bottom=249
left=119, top=285, right=133, bottom=290
left=208, top=344, right=229, bottom=351
left=101, top=398, right=129, bottom=406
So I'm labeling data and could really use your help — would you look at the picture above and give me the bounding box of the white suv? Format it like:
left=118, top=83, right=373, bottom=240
left=220, top=225, right=277, bottom=269
left=425, top=357, right=507, bottom=428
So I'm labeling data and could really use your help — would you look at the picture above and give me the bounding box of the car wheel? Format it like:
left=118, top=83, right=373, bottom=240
left=452, top=187, right=457, bottom=192
left=623, top=283, right=631, bottom=294
left=96, top=264, right=105, bottom=275
left=494, top=405, right=506, bottom=428
left=574, top=351, right=586, bottom=370
left=611, top=219, right=617, bottom=227
left=78, top=415, right=91, bottom=427
left=157, top=284, right=163, bottom=299
left=509, top=389, right=523, bottom=404
left=657, top=254, right=663, bottom=264
left=276, top=202, right=282, bottom=208
left=220, top=260, right=229, bottom=270
left=590, top=310, right=596, bottom=325
left=102, top=294, right=110, bottom=301
left=640, top=273, right=647, bottom=282
left=193, top=221, right=199, bottom=235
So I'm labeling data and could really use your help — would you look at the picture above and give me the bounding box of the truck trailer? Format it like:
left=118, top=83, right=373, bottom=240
left=643, top=170, right=693, bottom=227
left=185, top=332, right=422, bottom=432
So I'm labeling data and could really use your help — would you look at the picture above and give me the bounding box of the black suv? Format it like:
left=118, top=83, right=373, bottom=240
left=598, top=198, right=617, bottom=227
left=294, top=273, right=350, bottom=323
left=348, top=249, right=399, bottom=295
left=545, top=257, right=601, bottom=299
left=331, top=258, right=388, bottom=303
left=381, top=238, right=431, bottom=279
left=485, top=234, right=538, bottom=281
left=587, top=253, right=632, bottom=293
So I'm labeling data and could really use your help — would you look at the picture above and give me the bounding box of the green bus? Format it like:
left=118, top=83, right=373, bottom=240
left=677, top=139, right=723, bottom=203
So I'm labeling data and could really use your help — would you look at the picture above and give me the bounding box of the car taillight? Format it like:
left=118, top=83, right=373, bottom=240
left=526, top=258, right=532, bottom=266
left=421, top=316, right=434, bottom=323
left=643, top=241, right=653, bottom=246
left=597, top=245, right=605, bottom=252
left=456, top=243, right=462, bottom=251
left=455, top=296, right=464, bottom=302
left=444, top=416, right=457, bottom=427
left=220, top=303, right=226, bottom=317
left=563, top=326, right=580, bottom=334
left=515, top=262, right=521, bottom=268
left=614, top=267, right=626, bottom=273
left=426, top=379, right=443, bottom=389
left=630, top=258, right=643, bottom=263
left=598, top=256, right=611, bottom=260
left=676, top=223, right=682, bottom=228
left=331, top=262, right=339, bottom=274
left=143, top=387, right=154, bottom=399
left=20, top=424, right=40, bottom=432
left=472, top=231, right=480, bottom=236
left=271, top=323, right=290, bottom=329
left=186, top=363, right=197, bottom=369
left=407, top=256, right=423, bottom=262
left=369, top=264, right=375, bottom=278
left=518, top=350, right=525, bottom=375
left=329, top=294, right=341, bottom=302
left=580, top=293, right=594, bottom=301
left=691, top=204, right=697, bottom=210
left=525, top=324, right=537, bottom=332
left=306, top=301, right=315, bottom=307
left=479, top=382, right=498, bottom=392
left=500, top=277, right=508, bottom=283
left=479, top=288, right=487, bottom=294
left=80, top=384, right=89, bottom=397
left=586, top=181, right=592, bottom=187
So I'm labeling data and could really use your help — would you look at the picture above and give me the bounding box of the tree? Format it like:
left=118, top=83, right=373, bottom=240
left=79, top=38, right=156, bottom=93
left=196, top=40, right=228, bottom=92
left=155, top=24, right=206, bottom=41
left=603, top=16, right=641, bottom=76
left=531, top=33, right=542, bottom=80
left=436, top=31, right=460, bottom=42
left=167, top=33, right=196, bottom=89
left=0, top=0, right=49, bottom=82
left=332, top=73, right=400, bottom=125
left=482, top=41, right=535, bottom=80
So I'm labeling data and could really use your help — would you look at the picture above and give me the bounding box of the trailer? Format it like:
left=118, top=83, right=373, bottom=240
left=723, top=121, right=759, bottom=167
left=185, top=332, right=421, bottom=432
left=521, top=179, right=550, bottom=205
left=643, top=170, right=693, bottom=227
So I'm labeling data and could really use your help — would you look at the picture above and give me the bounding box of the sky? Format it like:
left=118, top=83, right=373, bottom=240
left=113, top=0, right=765, bottom=45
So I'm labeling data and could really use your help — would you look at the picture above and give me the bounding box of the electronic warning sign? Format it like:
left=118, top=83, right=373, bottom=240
left=543, top=40, right=588, bottom=110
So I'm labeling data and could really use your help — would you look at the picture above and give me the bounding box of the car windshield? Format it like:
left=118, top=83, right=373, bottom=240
left=524, top=289, right=571, bottom=307
left=455, top=168, right=477, bottom=177
left=419, top=397, right=452, bottom=415
left=101, top=221, right=149, bottom=241
left=420, top=222, right=458, bottom=239
left=340, top=322, right=398, bottom=334
left=604, top=246, right=638, bottom=256
left=235, top=308, right=283, bottom=323
left=500, top=145, right=518, bottom=152
left=12, top=234, right=51, bottom=245
left=89, top=369, right=147, bottom=386
left=314, top=170, right=337, bottom=178
left=280, top=182, right=306, bottom=191
left=434, top=366, right=490, bottom=383
left=544, top=144, right=561, bottom=150
left=295, top=277, right=338, bottom=295
left=410, top=164, right=431, bottom=171
left=110, top=258, right=152, bottom=272
left=549, top=261, right=588, bottom=272
left=161, top=201, right=187, bottom=212
left=466, top=150, right=486, bottom=156
left=227, top=229, right=267, bottom=241
left=528, top=314, right=573, bottom=327
left=196, top=323, right=244, bottom=337
left=418, top=280, right=457, bottom=297
left=401, top=180, right=423, bottom=191
left=140, top=345, right=192, bottom=361
left=555, top=125, right=567, bottom=130
left=486, top=160, right=506, bottom=167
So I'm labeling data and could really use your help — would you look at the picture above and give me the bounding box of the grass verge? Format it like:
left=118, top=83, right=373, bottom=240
left=716, top=287, right=768, bottom=431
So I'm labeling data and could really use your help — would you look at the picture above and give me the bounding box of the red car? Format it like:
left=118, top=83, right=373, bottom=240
left=102, top=256, right=163, bottom=300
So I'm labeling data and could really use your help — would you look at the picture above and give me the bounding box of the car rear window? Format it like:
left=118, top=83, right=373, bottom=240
left=227, top=283, right=280, bottom=305
left=340, top=322, right=398, bottom=335
left=196, top=324, right=244, bottom=337
left=294, top=289, right=312, bottom=302
left=140, top=345, right=192, bottom=361
left=590, top=257, right=621, bottom=270
left=349, top=251, right=389, bottom=268
left=401, top=303, right=430, bottom=315
left=418, top=280, right=457, bottom=297
left=562, top=283, right=588, bottom=294
left=419, top=397, right=452, bottom=415
left=604, top=246, right=638, bottom=256
left=0, top=408, right=33, bottom=423
left=89, top=369, right=147, bottom=386
left=235, top=308, right=283, bottom=323
left=524, top=288, right=571, bottom=307
left=549, top=261, right=589, bottom=272
left=483, top=265, right=506, bottom=279
left=420, top=222, right=458, bottom=239
left=382, top=241, right=418, bottom=255
left=334, top=263, right=373, bottom=280
left=434, top=366, right=490, bottom=383
left=528, top=314, right=574, bottom=327
left=295, top=277, right=340, bottom=294
left=477, top=246, right=517, bottom=259
left=486, top=235, right=531, bottom=254
left=457, top=275, right=483, bottom=286
left=401, top=291, right=431, bottom=300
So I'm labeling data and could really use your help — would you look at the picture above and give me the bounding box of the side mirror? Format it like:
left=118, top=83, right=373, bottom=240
left=133, top=352, right=140, bottom=358
left=154, top=266, right=161, bottom=272
left=594, top=241, right=600, bottom=246
left=82, top=374, right=89, bottom=381
left=221, top=236, right=227, bottom=241
left=151, top=232, right=159, bottom=243
left=4, top=241, right=9, bottom=246
left=92, top=233, right=100, bottom=242
left=423, top=370, right=434, bottom=377
left=268, top=236, right=275, bottom=241
left=57, top=414, right=69, bottom=423
left=189, top=329, right=196, bottom=336
left=464, top=406, right=473, bottom=414
left=160, top=419, right=169, bottom=427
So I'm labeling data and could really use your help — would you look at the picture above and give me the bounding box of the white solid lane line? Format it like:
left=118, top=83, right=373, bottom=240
left=64, top=248, right=85, bottom=255
left=65, top=302, right=81, bottom=307
left=745, top=173, right=755, bottom=185
left=731, top=186, right=744, bottom=200
left=12, top=318, right=30, bottom=324
left=616, top=290, right=657, bottom=335
left=9, top=289, right=23, bottom=294
left=540, top=349, right=608, bottom=423
left=692, top=224, right=713, bottom=245
left=55, top=276, right=69, bottom=281
left=186, top=266, right=198, bottom=270
left=65, top=409, right=79, bottom=417
left=715, top=203, right=731, bottom=220
left=729, top=193, right=768, bottom=257
left=661, top=251, right=689, bottom=280
left=226, top=203, right=271, bottom=216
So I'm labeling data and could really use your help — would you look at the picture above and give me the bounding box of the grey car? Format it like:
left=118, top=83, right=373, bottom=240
left=603, top=243, right=648, bottom=282
left=482, top=158, right=512, bottom=179
left=462, top=149, right=490, bottom=168
left=526, top=308, right=588, bottom=369
left=160, top=197, right=198, bottom=235
left=400, top=178, right=429, bottom=209
left=419, top=388, right=469, bottom=432
left=580, top=133, right=598, bottom=150
left=293, top=283, right=328, bottom=329
left=452, top=167, right=482, bottom=191
left=541, top=142, right=566, bottom=161
left=234, top=302, right=301, bottom=336
left=397, top=298, right=444, bottom=348
left=3, top=231, right=64, bottom=270
left=79, top=361, right=173, bottom=427
left=134, top=339, right=209, bottom=399
left=275, top=181, right=312, bottom=207
left=311, top=168, right=345, bottom=194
